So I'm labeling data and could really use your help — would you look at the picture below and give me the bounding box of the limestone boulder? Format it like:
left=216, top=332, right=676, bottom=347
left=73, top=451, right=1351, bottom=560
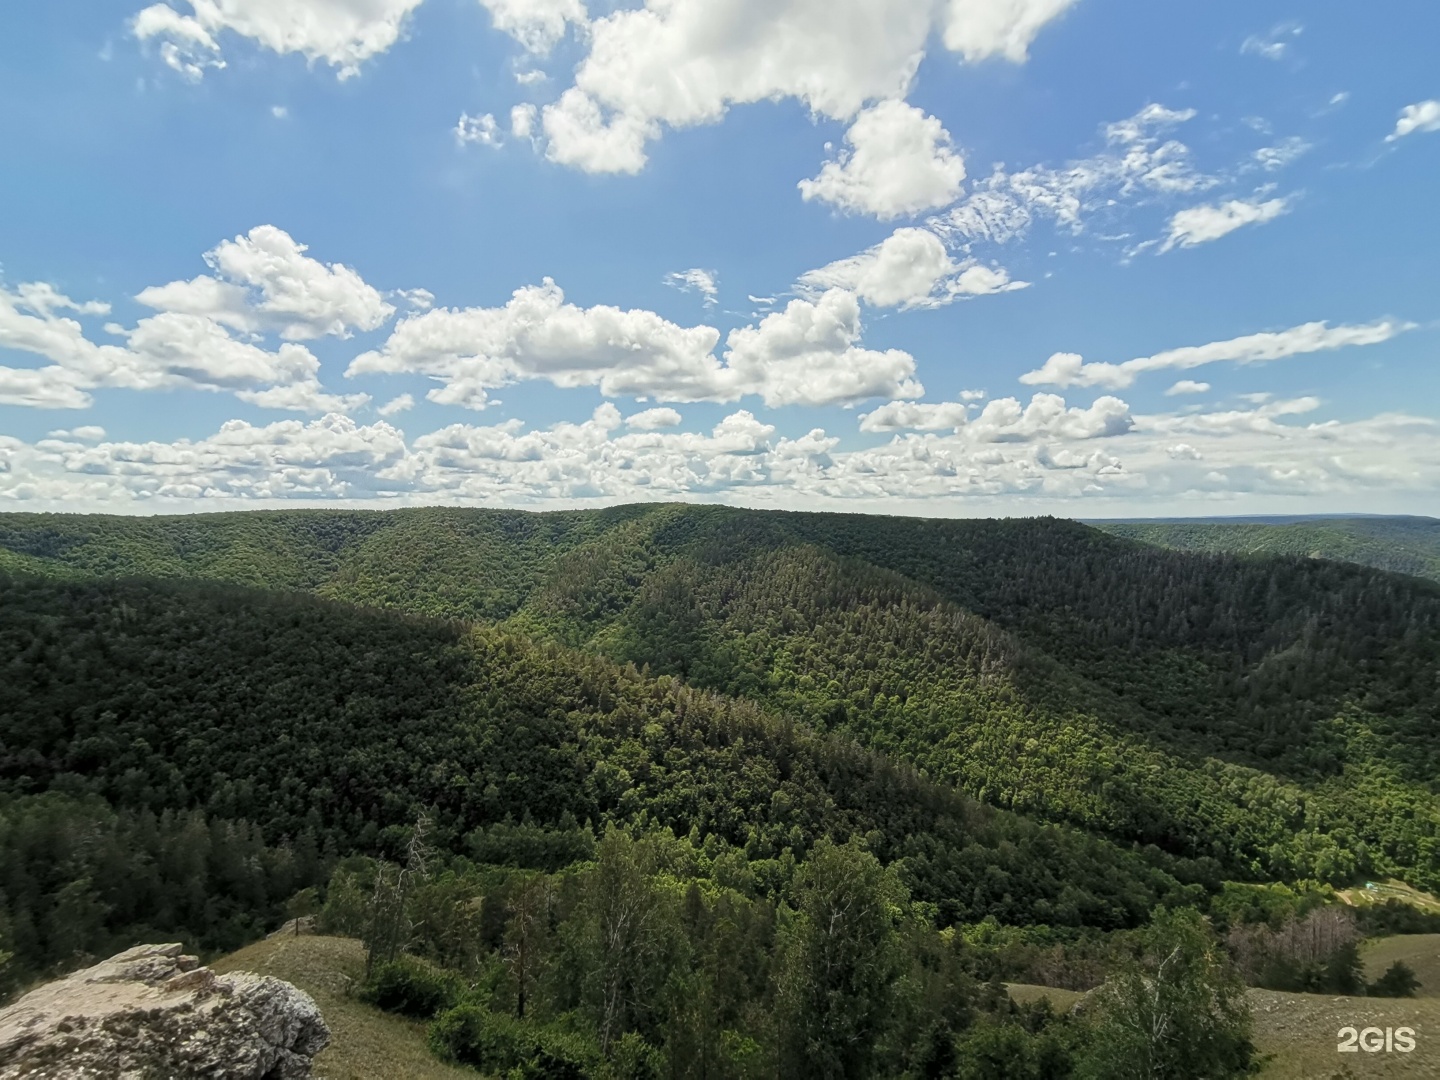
left=0, top=942, right=329, bottom=1079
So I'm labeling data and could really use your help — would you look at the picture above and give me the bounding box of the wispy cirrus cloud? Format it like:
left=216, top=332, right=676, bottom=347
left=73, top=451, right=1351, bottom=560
left=1020, top=319, right=1412, bottom=391
left=455, top=112, right=503, bottom=147
left=664, top=268, right=719, bottom=307
left=1159, top=196, right=1291, bottom=252
left=928, top=103, right=1213, bottom=248
left=1240, top=22, right=1303, bottom=62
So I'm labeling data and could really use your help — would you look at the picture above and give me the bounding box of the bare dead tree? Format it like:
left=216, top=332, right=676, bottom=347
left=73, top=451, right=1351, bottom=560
left=362, top=812, right=434, bottom=979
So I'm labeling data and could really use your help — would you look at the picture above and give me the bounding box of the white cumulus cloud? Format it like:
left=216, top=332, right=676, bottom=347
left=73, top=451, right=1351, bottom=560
left=798, top=101, right=967, bottom=219
left=378, top=393, right=415, bottom=416
left=478, top=0, right=586, bottom=54
left=511, top=103, right=538, bottom=141
left=404, top=405, right=788, bottom=501
left=455, top=112, right=503, bottom=146
left=939, top=0, right=1079, bottom=63
left=721, top=289, right=923, bottom=407
left=136, top=225, right=394, bottom=340
left=1387, top=100, right=1440, bottom=142
left=348, top=277, right=727, bottom=405
left=394, top=288, right=435, bottom=311
left=0, top=367, right=94, bottom=410
left=626, top=407, right=682, bottom=430
left=5, top=399, right=1440, bottom=513
left=1165, top=380, right=1210, bottom=396
left=532, top=0, right=1070, bottom=175
left=968, top=393, right=1133, bottom=441
left=47, top=425, right=108, bottom=441
left=859, top=399, right=974, bottom=433
left=2, top=229, right=387, bottom=413
left=130, top=0, right=425, bottom=80
left=798, top=227, right=1026, bottom=308
left=349, top=279, right=920, bottom=409
left=540, top=88, right=658, bottom=175
left=131, top=3, right=225, bottom=79
left=1252, top=137, right=1309, bottom=171
left=236, top=380, right=371, bottom=414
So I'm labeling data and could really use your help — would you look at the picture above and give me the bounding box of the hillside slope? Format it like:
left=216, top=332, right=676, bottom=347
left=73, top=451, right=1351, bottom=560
left=230, top=933, right=1440, bottom=1080
left=1011, top=979, right=1440, bottom=1079
left=1, top=570, right=1203, bottom=989
left=211, top=933, right=474, bottom=1080
left=2, top=505, right=1438, bottom=897
left=5, top=505, right=1439, bottom=1075
left=1093, top=516, right=1440, bottom=584
left=1012, top=930, right=1440, bottom=1080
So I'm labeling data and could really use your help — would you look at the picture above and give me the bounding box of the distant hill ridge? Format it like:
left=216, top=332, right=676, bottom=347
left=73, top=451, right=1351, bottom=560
left=1089, top=515, right=1440, bottom=583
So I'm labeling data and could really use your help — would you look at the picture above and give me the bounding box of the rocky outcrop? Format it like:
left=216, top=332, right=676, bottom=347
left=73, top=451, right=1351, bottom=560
left=0, top=942, right=329, bottom=1079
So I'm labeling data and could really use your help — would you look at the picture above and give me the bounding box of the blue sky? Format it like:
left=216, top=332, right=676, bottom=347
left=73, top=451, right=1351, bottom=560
left=1, top=0, right=1437, bottom=516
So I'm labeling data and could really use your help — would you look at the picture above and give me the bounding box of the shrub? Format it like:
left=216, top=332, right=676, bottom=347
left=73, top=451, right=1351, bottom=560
left=359, top=955, right=463, bottom=1019
left=953, top=1018, right=1080, bottom=1080
left=1369, top=960, right=1420, bottom=998
left=609, top=1031, right=663, bottom=1079
left=428, top=1005, right=598, bottom=1079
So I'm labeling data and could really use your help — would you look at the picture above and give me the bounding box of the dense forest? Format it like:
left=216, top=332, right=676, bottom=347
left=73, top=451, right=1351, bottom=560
left=0, top=573, right=1203, bottom=977
left=1094, top=515, right=1440, bottom=584
left=323, top=827, right=1260, bottom=1079
left=1, top=504, right=1436, bottom=1075
left=4, top=505, right=1435, bottom=884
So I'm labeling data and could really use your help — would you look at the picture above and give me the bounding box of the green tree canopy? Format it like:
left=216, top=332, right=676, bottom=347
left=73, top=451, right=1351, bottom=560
left=1077, top=907, right=1255, bottom=1080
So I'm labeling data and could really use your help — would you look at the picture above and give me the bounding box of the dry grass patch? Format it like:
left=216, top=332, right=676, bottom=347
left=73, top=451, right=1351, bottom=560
left=211, top=932, right=476, bottom=1080
left=1003, top=982, right=1087, bottom=1012
left=1249, top=987, right=1440, bottom=1078
left=1007, top=975, right=1440, bottom=1078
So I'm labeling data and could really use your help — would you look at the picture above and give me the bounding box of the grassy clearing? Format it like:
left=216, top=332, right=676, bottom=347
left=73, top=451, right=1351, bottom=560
left=1003, top=982, right=1087, bottom=1012
left=1363, top=935, right=1440, bottom=999
left=1008, top=937, right=1440, bottom=1079
left=1338, top=879, right=1440, bottom=915
left=211, top=931, right=476, bottom=1080
left=1248, top=988, right=1440, bottom=1078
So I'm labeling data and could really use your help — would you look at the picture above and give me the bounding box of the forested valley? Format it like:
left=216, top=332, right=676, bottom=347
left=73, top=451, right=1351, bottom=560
left=2, top=504, right=1437, bottom=1077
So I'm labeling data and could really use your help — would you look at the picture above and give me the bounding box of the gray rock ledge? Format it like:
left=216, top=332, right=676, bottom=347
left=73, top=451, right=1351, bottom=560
left=0, top=942, right=329, bottom=1079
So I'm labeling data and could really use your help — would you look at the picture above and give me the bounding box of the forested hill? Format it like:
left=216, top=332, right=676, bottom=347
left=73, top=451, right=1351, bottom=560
left=1091, top=515, right=1440, bottom=584
left=2, top=503, right=1438, bottom=902
left=0, top=571, right=1197, bottom=982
